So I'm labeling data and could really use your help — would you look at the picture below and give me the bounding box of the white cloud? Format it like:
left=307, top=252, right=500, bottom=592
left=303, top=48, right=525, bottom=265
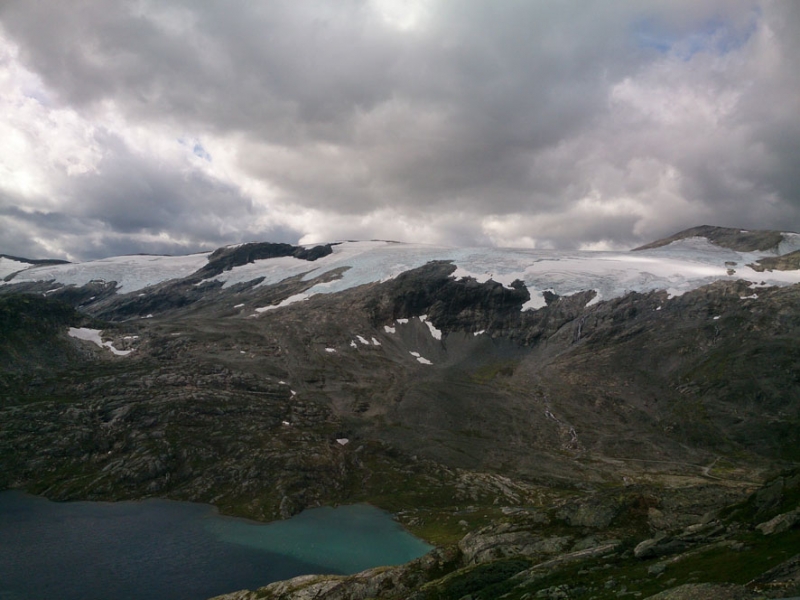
left=0, top=37, right=101, bottom=202
left=370, top=0, right=431, bottom=32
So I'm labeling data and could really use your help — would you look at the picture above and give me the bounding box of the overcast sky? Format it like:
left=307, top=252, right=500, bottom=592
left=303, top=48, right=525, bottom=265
left=1, top=1, right=798, bottom=260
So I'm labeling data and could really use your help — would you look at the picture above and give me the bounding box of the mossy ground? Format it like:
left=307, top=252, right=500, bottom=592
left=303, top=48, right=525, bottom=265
left=422, top=558, right=533, bottom=600
left=398, top=507, right=509, bottom=546
left=435, top=528, right=799, bottom=600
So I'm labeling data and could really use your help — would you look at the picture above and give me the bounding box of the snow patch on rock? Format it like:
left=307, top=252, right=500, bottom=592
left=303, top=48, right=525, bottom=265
left=419, top=315, right=442, bottom=340
left=68, top=327, right=132, bottom=356
left=12, top=253, right=210, bottom=293
left=255, top=292, right=311, bottom=313
left=409, top=351, right=432, bottom=365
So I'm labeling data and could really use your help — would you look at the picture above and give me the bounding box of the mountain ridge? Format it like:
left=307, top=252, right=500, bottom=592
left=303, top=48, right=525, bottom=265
left=5, top=225, right=800, bottom=313
left=633, top=225, right=798, bottom=253
left=1, top=225, right=798, bottom=599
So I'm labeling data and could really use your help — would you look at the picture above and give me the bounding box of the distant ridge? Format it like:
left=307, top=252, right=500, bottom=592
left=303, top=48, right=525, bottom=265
left=633, top=225, right=791, bottom=253
left=192, top=242, right=334, bottom=279
left=0, top=253, right=70, bottom=266
left=1, top=254, right=72, bottom=282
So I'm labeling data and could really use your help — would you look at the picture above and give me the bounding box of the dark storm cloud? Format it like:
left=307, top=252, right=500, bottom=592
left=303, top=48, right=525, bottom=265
left=0, top=1, right=399, bottom=138
left=67, top=130, right=252, bottom=236
left=728, top=2, right=800, bottom=214
left=0, top=0, right=798, bottom=257
left=0, top=130, right=302, bottom=260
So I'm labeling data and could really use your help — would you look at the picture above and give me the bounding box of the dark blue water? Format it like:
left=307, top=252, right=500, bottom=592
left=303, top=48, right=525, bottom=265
left=0, top=491, right=431, bottom=600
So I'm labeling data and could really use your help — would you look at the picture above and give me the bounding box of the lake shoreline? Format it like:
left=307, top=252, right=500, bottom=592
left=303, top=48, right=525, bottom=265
left=0, top=489, right=433, bottom=600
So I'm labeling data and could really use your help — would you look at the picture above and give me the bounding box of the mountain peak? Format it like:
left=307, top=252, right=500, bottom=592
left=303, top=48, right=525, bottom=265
left=633, top=225, right=795, bottom=253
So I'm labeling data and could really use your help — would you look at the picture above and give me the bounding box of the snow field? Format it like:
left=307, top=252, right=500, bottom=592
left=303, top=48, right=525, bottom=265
left=207, top=237, right=800, bottom=311
left=0, top=256, right=33, bottom=280
left=10, top=253, right=211, bottom=293
left=8, top=235, right=800, bottom=312
left=409, top=351, right=433, bottom=365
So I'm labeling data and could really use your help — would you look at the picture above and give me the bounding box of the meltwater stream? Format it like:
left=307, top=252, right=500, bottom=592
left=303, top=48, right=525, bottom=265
left=0, top=491, right=432, bottom=600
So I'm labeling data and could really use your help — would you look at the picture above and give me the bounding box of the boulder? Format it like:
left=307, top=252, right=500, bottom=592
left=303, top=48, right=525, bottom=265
left=634, top=533, right=689, bottom=559
left=755, top=508, right=800, bottom=535
left=458, top=525, right=571, bottom=564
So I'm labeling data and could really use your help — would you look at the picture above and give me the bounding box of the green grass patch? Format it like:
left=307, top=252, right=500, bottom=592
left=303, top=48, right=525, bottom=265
left=658, top=530, right=799, bottom=586
left=424, top=558, right=532, bottom=600
left=494, top=528, right=800, bottom=600
left=468, top=361, right=517, bottom=385
left=400, top=507, right=507, bottom=546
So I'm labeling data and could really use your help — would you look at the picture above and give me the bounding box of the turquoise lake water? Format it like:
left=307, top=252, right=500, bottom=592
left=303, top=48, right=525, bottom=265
left=0, top=491, right=432, bottom=600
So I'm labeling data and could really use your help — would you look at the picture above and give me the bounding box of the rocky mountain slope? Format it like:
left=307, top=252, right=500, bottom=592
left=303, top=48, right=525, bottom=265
left=1, top=226, right=799, bottom=598
left=210, top=468, right=800, bottom=600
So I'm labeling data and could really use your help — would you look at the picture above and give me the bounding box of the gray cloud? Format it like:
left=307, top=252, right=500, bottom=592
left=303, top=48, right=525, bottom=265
left=67, top=131, right=252, bottom=235
left=0, top=0, right=798, bottom=258
left=0, top=129, right=301, bottom=260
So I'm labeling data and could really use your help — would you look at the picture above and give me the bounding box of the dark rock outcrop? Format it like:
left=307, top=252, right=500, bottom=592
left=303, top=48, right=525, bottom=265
left=365, top=261, right=530, bottom=333
left=749, top=249, right=800, bottom=272
left=0, top=294, right=97, bottom=376
left=193, top=242, right=334, bottom=279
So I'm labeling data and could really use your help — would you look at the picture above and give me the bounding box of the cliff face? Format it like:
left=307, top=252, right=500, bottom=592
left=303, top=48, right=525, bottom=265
left=1, top=226, right=799, bottom=598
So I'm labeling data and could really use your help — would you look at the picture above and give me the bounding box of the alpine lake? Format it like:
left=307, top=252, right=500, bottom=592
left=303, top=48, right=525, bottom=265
left=0, top=491, right=432, bottom=600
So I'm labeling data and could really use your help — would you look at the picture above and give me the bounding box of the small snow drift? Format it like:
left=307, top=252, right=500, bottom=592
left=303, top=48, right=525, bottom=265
left=255, top=293, right=311, bottom=313
left=68, top=327, right=132, bottom=356
left=409, top=351, right=433, bottom=365
left=419, top=315, right=442, bottom=340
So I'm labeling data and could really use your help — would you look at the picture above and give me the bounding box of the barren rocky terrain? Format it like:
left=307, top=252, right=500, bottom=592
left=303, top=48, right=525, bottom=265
left=1, top=226, right=798, bottom=598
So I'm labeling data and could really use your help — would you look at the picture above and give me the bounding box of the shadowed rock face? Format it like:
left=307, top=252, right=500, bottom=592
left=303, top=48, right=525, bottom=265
left=193, top=242, right=334, bottom=279
left=749, top=250, right=800, bottom=272
left=0, top=294, right=97, bottom=374
left=365, top=261, right=531, bottom=332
